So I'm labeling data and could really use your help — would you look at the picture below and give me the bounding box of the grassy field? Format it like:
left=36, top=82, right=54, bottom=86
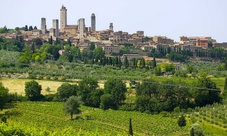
left=0, top=76, right=225, bottom=96
left=0, top=78, right=65, bottom=95
left=152, top=76, right=225, bottom=91
left=0, top=78, right=131, bottom=95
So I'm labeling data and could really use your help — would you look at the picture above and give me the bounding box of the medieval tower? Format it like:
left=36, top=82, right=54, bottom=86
left=41, top=18, right=47, bottom=34
left=78, top=18, right=85, bottom=38
left=91, top=13, right=96, bottom=31
left=60, top=5, right=67, bottom=32
left=52, top=19, right=59, bottom=36
left=109, top=23, right=113, bottom=31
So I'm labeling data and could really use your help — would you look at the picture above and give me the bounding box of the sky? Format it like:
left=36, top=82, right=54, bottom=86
left=0, top=0, right=227, bottom=42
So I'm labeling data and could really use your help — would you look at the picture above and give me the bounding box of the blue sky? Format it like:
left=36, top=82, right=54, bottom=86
left=0, top=0, right=226, bottom=42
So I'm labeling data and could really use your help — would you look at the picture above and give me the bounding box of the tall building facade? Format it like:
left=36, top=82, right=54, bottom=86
left=41, top=18, right=46, bottom=34
left=78, top=18, right=85, bottom=38
left=60, top=5, right=67, bottom=32
left=52, top=19, right=59, bottom=36
left=109, top=23, right=113, bottom=31
left=91, top=13, right=96, bottom=31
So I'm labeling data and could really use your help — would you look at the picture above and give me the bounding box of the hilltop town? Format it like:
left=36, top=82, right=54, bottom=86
left=0, top=5, right=227, bottom=60
left=2, top=4, right=227, bottom=136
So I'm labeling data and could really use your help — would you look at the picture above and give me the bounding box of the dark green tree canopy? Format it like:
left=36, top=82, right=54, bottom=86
left=152, top=57, right=156, bottom=68
left=0, top=82, right=9, bottom=110
left=100, top=94, right=114, bottom=110
left=29, top=26, right=33, bottom=31
left=87, top=88, right=104, bottom=107
left=24, top=25, right=28, bottom=31
left=123, top=56, right=129, bottom=68
left=25, top=80, right=42, bottom=101
left=135, top=79, right=193, bottom=112
left=192, top=77, right=220, bottom=107
left=57, top=83, right=78, bottom=101
left=104, top=78, right=127, bottom=107
left=78, top=77, right=99, bottom=105
left=0, top=26, right=8, bottom=33
left=136, top=79, right=158, bottom=97
left=89, top=42, right=95, bottom=50
left=128, top=118, right=133, bottom=136
left=178, top=115, right=186, bottom=128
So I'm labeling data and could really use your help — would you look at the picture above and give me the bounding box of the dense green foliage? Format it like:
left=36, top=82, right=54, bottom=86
left=0, top=82, right=8, bottom=110
left=135, top=78, right=221, bottom=113
left=128, top=118, right=133, bottom=136
left=104, top=78, right=127, bottom=108
left=78, top=77, right=99, bottom=105
left=190, top=123, right=204, bottom=136
left=178, top=115, right=186, bottom=128
left=57, top=83, right=78, bottom=101
left=63, top=96, right=83, bottom=119
left=25, top=80, right=42, bottom=101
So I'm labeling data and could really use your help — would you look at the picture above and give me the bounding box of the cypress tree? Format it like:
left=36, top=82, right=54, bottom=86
left=124, top=56, right=129, bottom=68
left=178, top=115, right=186, bottom=128
left=152, top=57, right=156, bottom=68
left=128, top=118, right=133, bottom=136
left=178, top=115, right=186, bottom=135
left=132, top=58, right=136, bottom=68
left=115, top=56, right=118, bottom=66
left=49, top=36, right=53, bottom=44
left=29, top=26, right=33, bottom=31
left=109, top=57, right=112, bottom=65
left=118, top=57, right=122, bottom=68
left=24, top=25, right=28, bottom=31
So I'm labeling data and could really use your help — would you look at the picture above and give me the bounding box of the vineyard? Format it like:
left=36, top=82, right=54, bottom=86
left=3, top=102, right=189, bottom=136
left=0, top=101, right=224, bottom=135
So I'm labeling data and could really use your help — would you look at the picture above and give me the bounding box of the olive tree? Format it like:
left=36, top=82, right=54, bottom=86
left=190, top=123, right=204, bottom=136
left=63, top=96, right=83, bottom=120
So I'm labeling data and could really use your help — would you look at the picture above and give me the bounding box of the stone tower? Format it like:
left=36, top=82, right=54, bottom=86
left=78, top=18, right=85, bottom=38
left=60, top=5, right=67, bottom=32
left=41, top=18, right=46, bottom=34
left=52, top=19, right=59, bottom=36
left=109, top=23, right=113, bottom=31
left=91, top=13, right=96, bottom=32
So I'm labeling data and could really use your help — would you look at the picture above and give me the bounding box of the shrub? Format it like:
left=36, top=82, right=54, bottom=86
left=53, top=76, right=58, bottom=80
left=46, top=75, right=51, bottom=80
left=45, top=94, right=56, bottom=101
left=119, top=104, right=135, bottom=111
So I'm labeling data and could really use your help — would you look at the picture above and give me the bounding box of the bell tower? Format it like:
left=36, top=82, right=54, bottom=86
left=60, top=5, right=67, bottom=32
left=91, top=13, right=96, bottom=32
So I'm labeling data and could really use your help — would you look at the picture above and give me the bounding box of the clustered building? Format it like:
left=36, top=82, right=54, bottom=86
left=1, top=5, right=226, bottom=60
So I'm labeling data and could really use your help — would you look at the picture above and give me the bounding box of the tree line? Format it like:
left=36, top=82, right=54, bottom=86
left=1, top=76, right=222, bottom=114
left=135, top=78, right=221, bottom=113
